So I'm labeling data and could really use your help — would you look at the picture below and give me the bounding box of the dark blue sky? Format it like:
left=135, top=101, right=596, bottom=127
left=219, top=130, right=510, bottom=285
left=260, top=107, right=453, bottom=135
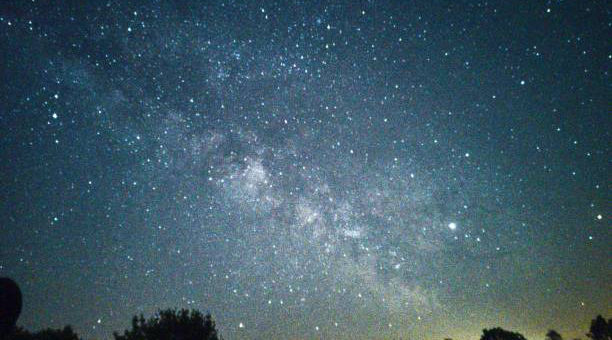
left=0, top=1, right=610, bottom=339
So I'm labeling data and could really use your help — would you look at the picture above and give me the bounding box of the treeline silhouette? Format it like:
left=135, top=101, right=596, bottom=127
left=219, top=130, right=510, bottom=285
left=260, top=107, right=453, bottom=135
left=5, top=309, right=220, bottom=340
left=3, top=309, right=611, bottom=340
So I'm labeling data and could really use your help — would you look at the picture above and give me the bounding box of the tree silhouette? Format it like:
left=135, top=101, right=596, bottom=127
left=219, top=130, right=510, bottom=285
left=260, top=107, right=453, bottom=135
left=480, top=327, right=528, bottom=340
left=0, top=278, right=22, bottom=339
left=586, top=315, right=611, bottom=340
left=8, top=326, right=81, bottom=340
left=113, top=309, right=220, bottom=340
left=547, top=330, right=563, bottom=340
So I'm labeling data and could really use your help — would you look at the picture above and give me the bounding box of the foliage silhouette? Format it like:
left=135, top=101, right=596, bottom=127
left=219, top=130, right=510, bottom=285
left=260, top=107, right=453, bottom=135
left=113, top=309, right=220, bottom=340
left=8, top=326, right=81, bottom=340
left=3, top=307, right=609, bottom=340
left=587, top=315, right=611, bottom=340
left=547, top=330, right=564, bottom=340
left=480, top=327, right=528, bottom=340
left=0, top=278, right=22, bottom=339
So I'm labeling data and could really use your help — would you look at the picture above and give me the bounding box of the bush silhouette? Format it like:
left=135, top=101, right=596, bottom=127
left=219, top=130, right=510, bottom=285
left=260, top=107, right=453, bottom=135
left=587, top=315, right=611, bottom=340
left=113, top=309, right=220, bottom=340
left=8, top=326, right=81, bottom=340
left=480, top=327, right=528, bottom=340
left=547, top=330, right=563, bottom=340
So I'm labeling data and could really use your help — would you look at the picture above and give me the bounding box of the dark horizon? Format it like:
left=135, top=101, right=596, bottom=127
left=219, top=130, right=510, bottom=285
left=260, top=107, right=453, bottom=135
left=0, top=0, right=610, bottom=339
left=5, top=305, right=612, bottom=340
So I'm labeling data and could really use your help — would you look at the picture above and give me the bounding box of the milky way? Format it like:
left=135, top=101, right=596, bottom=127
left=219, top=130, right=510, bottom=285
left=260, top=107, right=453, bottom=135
left=0, top=1, right=609, bottom=340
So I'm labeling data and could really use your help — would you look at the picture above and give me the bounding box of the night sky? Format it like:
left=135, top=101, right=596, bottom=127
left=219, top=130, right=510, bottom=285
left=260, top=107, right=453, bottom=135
left=0, top=1, right=610, bottom=339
